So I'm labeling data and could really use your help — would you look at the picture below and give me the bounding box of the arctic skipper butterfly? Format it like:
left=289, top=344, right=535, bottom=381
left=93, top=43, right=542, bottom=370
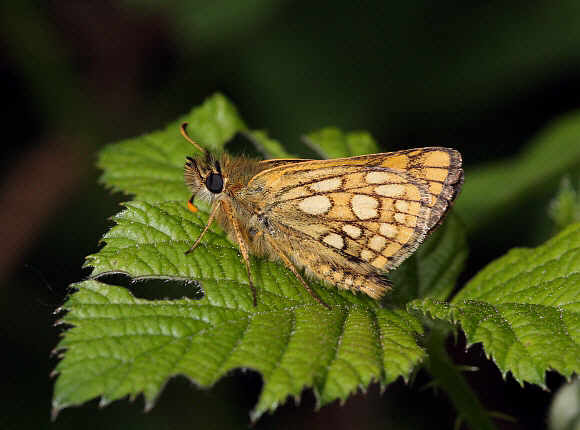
left=182, top=124, right=463, bottom=308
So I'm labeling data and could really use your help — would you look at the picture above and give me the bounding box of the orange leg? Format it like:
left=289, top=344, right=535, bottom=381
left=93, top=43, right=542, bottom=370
left=185, top=203, right=219, bottom=254
left=221, top=200, right=258, bottom=307
left=266, top=240, right=331, bottom=309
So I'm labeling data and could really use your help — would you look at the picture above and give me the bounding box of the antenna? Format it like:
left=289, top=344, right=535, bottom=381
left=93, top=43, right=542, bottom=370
left=180, top=123, right=204, bottom=153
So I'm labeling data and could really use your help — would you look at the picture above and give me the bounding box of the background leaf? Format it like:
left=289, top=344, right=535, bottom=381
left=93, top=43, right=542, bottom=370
left=244, top=130, right=296, bottom=159
left=456, top=111, right=580, bottom=233
left=304, top=127, right=380, bottom=159
left=548, top=176, right=580, bottom=232
left=389, top=214, right=468, bottom=305
left=409, top=222, right=580, bottom=387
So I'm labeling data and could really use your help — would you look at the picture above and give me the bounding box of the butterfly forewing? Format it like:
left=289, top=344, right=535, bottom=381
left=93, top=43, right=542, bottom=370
left=238, top=148, right=463, bottom=299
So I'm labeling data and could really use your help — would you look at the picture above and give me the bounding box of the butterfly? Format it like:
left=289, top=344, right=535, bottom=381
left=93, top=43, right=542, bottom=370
left=182, top=123, right=463, bottom=308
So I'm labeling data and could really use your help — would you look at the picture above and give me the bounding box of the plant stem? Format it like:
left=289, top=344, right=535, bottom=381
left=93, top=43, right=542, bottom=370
left=424, top=324, right=497, bottom=430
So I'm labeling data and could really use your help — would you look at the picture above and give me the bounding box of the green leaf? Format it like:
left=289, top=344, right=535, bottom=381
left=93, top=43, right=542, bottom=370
left=548, top=176, right=580, bottom=232
left=409, top=222, right=580, bottom=387
left=97, top=93, right=247, bottom=203
left=304, top=127, right=380, bottom=159
left=53, top=278, right=425, bottom=419
left=244, top=130, right=296, bottom=159
left=456, top=110, right=580, bottom=232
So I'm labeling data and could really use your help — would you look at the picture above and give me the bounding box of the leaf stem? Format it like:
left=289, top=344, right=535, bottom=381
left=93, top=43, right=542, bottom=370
left=424, top=323, right=497, bottom=430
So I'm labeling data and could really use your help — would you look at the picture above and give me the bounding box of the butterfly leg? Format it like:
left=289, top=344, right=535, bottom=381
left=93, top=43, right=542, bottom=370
left=221, top=200, right=258, bottom=307
left=185, top=202, right=219, bottom=254
left=266, top=240, right=331, bottom=309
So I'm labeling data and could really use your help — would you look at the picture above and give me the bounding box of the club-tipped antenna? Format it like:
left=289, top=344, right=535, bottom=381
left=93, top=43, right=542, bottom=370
left=180, top=123, right=205, bottom=153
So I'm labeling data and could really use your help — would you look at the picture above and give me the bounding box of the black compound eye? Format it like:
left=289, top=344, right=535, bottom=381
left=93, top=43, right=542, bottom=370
left=206, top=172, right=223, bottom=193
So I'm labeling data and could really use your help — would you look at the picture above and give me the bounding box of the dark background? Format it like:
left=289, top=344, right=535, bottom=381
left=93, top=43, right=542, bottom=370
left=1, top=1, right=579, bottom=429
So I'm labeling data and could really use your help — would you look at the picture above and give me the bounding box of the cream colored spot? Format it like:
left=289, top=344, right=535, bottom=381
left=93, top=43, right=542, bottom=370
left=368, top=235, right=387, bottom=252
left=375, top=184, right=405, bottom=198
left=323, top=233, right=344, bottom=249
left=310, top=177, right=342, bottom=192
left=380, top=223, right=398, bottom=238
left=344, top=277, right=354, bottom=286
left=361, top=249, right=374, bottom=261
left=351, top=194, right=379, bottom=220
left=395, top=200, right=409, bottom=213
left=365, top=171, right=392, bottom=184
left=342, top=224, right=362, bottom=239
left=394, top=213, right=407, bottom=224
left=333, top=271, right=344, bottom=282
left=371, top=255, right=388, bottom=268
left=299, top=195, right=332, bottom=215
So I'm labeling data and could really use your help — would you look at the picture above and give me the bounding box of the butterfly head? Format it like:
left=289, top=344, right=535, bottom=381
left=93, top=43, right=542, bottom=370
left=182, top=123, right=227, bottom=209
